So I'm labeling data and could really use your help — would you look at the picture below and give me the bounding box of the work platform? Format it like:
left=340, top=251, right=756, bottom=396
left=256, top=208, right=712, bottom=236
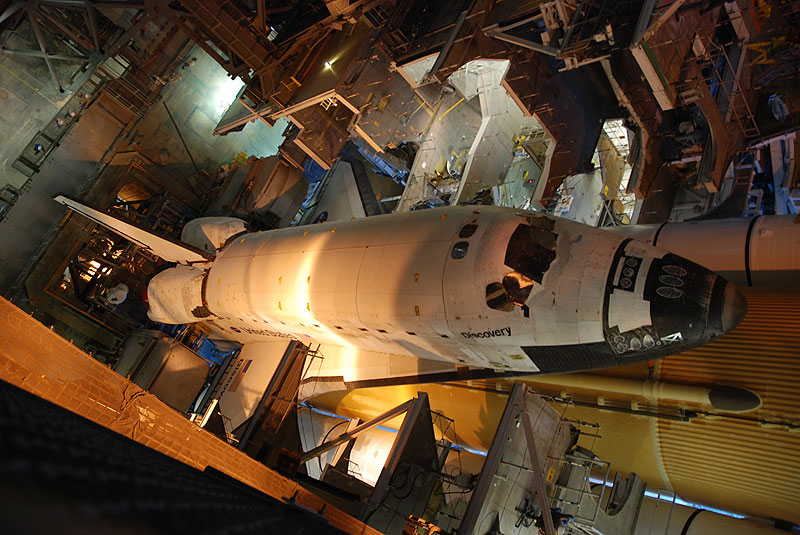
left=0, top=296, right=379, bottom=535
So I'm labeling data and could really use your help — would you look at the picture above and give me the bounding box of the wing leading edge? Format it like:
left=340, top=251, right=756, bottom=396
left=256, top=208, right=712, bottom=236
left=54, top=195, right=211, bottom=264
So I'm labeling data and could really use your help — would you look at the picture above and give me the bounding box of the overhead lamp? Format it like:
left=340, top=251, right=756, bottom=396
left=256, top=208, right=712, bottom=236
left=324, top=60, right=332, bottom=69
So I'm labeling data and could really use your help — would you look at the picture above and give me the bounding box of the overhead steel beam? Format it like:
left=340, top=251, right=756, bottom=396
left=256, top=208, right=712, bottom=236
left=264, top=5, right=294, bottom=16
left=558, top=2, right=584, bottom=53
left=426, top=9, right=468, bottom=83
left=331, top=417, right=360, bottom=467
left=522, top=395, right=556, bottom=535
left=0, top=1, right=26, bottom=25
left=169, top=16, right=228, bottom=69
left=631, top=0, right=657, bottom=46
left=36, top=5, right=92, bottom=53
left=1, top=5, right=25, bottom=47
left=485, top=25, right=559, bottom=56
left=214, top=101, right=273, bottom=136
left=493, top=12, right=544, bottom=33
left=28, top=10, right=63, bottom=92
left=106, top=8, right=149, bottom=56
left=256, top=0, right=265, bottom=32
left=0, top=47, right=87, bottom=60
left=642, top=0, right=688, bottom=43
left=163, top=102, right=199, bottom=172
left=84, top=4, right=101, bottom=53
left=299, top=398, right=413, bottom=463
left=1, top=46, right=86, bottom=61
left=74, top=54, right=104, bottom=83
left=38, top=1, right=145, bottom=7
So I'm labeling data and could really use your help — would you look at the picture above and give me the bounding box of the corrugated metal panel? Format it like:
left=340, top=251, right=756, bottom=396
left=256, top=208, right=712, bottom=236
left=657, top=418, right=800, bottom=523
left=657, top=289, right=800, bottom=523
left=659, top=291, right=800, bottom=415
left=317, top=289, right=800, bottom=524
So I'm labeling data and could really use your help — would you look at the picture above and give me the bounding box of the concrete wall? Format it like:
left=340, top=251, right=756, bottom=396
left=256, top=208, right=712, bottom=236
left=0, top=92, right=134, bottom=294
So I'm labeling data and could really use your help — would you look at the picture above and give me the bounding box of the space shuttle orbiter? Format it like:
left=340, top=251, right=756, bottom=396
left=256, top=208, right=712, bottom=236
left=54, top=196, right=746, bottom=391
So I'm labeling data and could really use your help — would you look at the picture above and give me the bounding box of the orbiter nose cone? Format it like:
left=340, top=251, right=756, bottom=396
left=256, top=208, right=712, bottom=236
left=721, top=282, right=747, bottom=332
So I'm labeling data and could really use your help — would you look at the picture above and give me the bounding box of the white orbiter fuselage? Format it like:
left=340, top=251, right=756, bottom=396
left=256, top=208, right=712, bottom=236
left=142, top=206, right=745, bottom=379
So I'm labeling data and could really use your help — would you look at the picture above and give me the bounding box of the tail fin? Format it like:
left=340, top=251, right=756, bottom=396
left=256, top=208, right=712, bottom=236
left=54, top=195, right=212, bottom=264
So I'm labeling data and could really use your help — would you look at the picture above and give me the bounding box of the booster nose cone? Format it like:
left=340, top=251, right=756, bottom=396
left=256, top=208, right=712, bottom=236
left=721, top=282, right=747, bottom=332
left=708, top=385, right=761, bottom=412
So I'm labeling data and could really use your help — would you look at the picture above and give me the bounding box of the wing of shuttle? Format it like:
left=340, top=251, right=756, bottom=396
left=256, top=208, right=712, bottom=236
left=54, top=195, right=212, bottom=264
left=213, top=340, right=524, bottom=407
left=298, top=344, right=501, bottom=402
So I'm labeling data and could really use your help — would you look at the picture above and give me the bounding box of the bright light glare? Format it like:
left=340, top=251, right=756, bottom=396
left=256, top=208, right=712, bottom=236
left=324, top=61, right=332, bottom=69
left=86, top=260, right=102, bottom=276
left=303, top=404, right=488, bottom=454
left=214, top=76, right=245, bottom=118
left=292, top=244, right=359, bottom=383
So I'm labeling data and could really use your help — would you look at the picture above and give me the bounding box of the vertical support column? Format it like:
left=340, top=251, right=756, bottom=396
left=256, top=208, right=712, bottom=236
left=84, top=5, right=101, bottom=53
left=459, top=383, right=557, bottom=535
left=368, top=391, right=430, bottom=509
left=28, top=9, right=63, bottom=93
left=459, top=383, right=526, bottom=534
left=522, top=394, right=556, bottom=535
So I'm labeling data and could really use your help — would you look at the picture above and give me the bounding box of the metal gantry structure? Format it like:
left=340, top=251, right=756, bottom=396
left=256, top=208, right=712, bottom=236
left=0, top=1, right=147, bottom=93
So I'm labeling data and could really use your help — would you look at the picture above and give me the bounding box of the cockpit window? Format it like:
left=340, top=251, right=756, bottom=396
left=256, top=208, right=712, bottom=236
left=451, top=241, right=469, bottom=259
left=459, top=224, right=478, bottom=238
left=504, top=223, right=558, bottom=284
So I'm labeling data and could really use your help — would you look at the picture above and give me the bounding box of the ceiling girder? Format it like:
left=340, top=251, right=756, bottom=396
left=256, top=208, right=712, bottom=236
left=28, top=8, right=64, bottom=92
left=0, top=1, right=26, bottom=25
left=83, top=4, right=101, bottom=52
left=0, top=47, right=87, bottom=60
left=36, top=4, right=94, bottom=54
left=37, top=1, right=145, bottom=8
